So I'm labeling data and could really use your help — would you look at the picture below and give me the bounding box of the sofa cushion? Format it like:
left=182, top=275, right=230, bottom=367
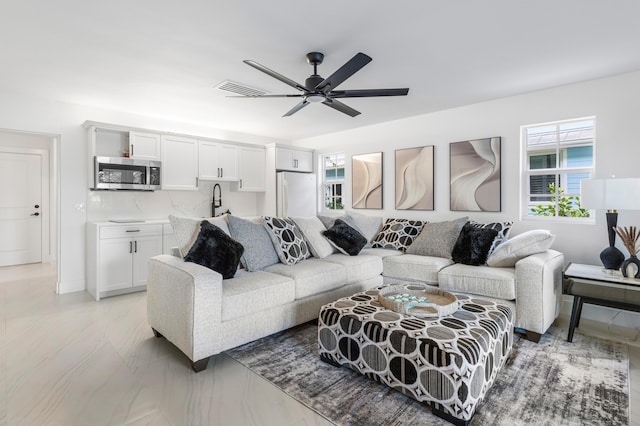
left=169, top=214, right=231, bottom=258
left=221, top=271, right=295, bottom=321
left=438, top=264, right=516, bottom=300
left=360, top=247, right=404, bottom=259
left=382, top=254, right=453, bottom=284
left=470, top=220, right=513, bottom=256
left=227, top=215, right=280, bottom=272
left=264, top=259, right=347, bottom=299
left=323, top=219, right=367, bottom=256
left=319, top=253, right=383, bottom=284
left=291, top=216, right=336, bottom=258
left=183, top=220, right=244, bottom=279
left=406, top=217, right=468, bottom=259
left=263, top=217, right=310, bottom=265
left=487, top=229, right=555, bottom=267
left=371, top=218, right=426, bottom=251
left=451, top=223, right=498, bottom=266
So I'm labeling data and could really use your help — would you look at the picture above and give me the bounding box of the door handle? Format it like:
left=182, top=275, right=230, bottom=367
left=239, top=179, right=242, bottom=189
left=221, top=168, right=223, bottom=178
left=31, top=212, right=40, bottom=216
left=134, top=241, right=138, bottom=253
left=130, top=144, right=134, bottom=156
left=129, top=241, right=133, bottom=253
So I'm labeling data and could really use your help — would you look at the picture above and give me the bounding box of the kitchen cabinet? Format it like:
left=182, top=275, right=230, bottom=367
left=129, top=131, right=161, bottom=160
left=275, top=146, right=313, bottom=172
left=198, top=141, right=239, bottom=181
left=237, top=146, right=266, bottom=192
left=86, top=223, right=163, bottom=300
left=161, top=135, right=198, bottom=190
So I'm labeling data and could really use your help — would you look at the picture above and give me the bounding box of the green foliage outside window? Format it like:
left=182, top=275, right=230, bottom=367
left=531, top=183, right=590, bottom=217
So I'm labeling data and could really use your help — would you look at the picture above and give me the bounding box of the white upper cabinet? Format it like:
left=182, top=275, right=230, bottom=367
left=161, top=135, right=198, bottom=190
left=129, top=131, right=161, bottom=160
left=198, top=141, right=239, bottom=181
left=237, top=146, right=266, bottom=192
left=275, top=146, right=313, bottom=172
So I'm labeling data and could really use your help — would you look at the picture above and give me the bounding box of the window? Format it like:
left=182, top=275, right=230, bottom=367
left=322, top=153, right=344, bottom=210
left=522, top=117, right=594, bottom=220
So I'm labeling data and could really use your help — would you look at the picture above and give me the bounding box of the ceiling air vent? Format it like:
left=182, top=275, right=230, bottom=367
left=215, top=80, right=269, bottom=97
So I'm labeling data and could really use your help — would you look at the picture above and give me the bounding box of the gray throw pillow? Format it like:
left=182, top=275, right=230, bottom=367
left=343, top=211, right=383, bottom=245
left=227, top=215, right=280, bottom=271
left=406, top=216, right=469, bottom=259
left=169, top=214, right=231, bottom=258
left=291, top=216, right=336, bottom=258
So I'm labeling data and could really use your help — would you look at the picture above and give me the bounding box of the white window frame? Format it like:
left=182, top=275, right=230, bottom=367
left=520, top=117, right=595, bottom=223
left=321, top=152, right=345, bottom=211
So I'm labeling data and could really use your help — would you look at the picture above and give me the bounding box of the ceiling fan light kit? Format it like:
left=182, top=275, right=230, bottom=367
left=237, top=52, right=409, bottom=117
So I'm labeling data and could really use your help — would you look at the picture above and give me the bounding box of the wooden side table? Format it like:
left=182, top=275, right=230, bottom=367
left=563, top=263, right=640, bottom=342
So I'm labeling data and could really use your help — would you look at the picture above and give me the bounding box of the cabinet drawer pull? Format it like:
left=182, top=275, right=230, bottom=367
left=129, top=241, right=133, bottom=253
left=134, top=241, right=138, bottom=253
left=126, top=230, right=140, bottom=233
left=131, top=144, right=134, bottom=156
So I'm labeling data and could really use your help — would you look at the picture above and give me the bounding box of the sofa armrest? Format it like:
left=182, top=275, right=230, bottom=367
left=514, top=249, right=565, bottom=334
left=146, top=254, right=223, bottom=362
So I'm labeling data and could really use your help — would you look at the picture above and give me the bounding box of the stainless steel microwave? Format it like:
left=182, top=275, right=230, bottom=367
left=93, top=156, right=161, bottom=191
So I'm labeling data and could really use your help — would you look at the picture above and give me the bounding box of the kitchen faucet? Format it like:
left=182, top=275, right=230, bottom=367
left=212, top=183, right=222, bottom=217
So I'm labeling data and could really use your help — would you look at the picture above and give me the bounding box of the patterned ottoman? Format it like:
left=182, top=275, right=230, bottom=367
left=318, top=286, right=513, bottom=426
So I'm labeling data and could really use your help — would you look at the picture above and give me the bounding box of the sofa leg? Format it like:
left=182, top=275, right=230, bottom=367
left=152, top=328, right=164, bottom=338
left=191, top=357, right=211, bottom=373
left=523, top=330, right=542, bottom=343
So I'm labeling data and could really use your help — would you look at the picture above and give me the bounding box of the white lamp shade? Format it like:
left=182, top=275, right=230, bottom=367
left=580, top=178, right=640, bottom=210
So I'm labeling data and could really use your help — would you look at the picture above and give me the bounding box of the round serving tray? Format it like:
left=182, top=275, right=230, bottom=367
left=378, top=283, right=458, bottom=318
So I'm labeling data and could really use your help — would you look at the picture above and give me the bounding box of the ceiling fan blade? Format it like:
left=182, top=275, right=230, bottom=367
left=243, top=60, right=307, bottom=92
left=329, top=88, right=409, bottom=98
left=283, top=100, right=310, bottom=117
left=315, top=52, right=372, bottom=93
left=227, top=94, right=304, bottom=98
left=322, top=99, right=361, bottom=117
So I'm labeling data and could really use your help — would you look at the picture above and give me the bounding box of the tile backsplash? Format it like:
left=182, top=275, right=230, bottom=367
left=86, top=181, right=258, bottom=222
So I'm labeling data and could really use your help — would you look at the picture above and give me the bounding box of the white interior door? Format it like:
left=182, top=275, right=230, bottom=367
left=0, top=152, right=42, bottom=266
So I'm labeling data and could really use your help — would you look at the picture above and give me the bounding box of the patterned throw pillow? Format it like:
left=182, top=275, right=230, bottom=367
left=263, top=217, right=310, bottom=265
left=183, top=221, right=244, bottom=279
left=372, top=218, right=426, bottom=251
left=323, top=219, right=367, bottom=256
left=469, top=220, right=513, bottom=255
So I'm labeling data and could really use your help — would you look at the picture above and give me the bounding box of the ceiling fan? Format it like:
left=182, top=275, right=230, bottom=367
left=237, top=52, right=409, bottom=117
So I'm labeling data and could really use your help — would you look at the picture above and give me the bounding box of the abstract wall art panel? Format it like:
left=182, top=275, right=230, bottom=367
left=395, top=145, right=434, bottom=210
left=352, top=152, right=383, bottom=209
left=450, top=137, right=501, bottom=212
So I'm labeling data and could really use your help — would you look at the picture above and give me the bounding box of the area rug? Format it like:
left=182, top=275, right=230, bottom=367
left=226, top=322, right=629, bottom=426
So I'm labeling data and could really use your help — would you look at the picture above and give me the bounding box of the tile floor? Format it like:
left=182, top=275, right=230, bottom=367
left=0, top=263, right=637, bottom=425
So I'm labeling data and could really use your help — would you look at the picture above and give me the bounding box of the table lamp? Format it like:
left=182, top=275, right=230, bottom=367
left=580, top=178, right=640, bottom=270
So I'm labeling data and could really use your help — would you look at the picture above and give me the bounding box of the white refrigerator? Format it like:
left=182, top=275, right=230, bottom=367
left=276, top=172, right=317, bottom=217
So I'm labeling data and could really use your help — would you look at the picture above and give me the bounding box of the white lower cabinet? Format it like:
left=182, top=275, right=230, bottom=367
left=87, top=222, right=163, bottom=300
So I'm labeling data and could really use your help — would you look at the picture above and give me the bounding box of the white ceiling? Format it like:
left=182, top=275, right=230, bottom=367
left=2, top=1, right=640, bottom=141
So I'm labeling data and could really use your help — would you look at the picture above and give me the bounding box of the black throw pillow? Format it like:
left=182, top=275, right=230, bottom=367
left=184, top=220, right=244, bottom=279
left=323, top=219, right=367, bottom=256
left=452, top=223, right=499, bottom=266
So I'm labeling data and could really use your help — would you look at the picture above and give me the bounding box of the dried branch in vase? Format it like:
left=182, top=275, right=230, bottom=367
left=614, top=226, right=640, bottom=256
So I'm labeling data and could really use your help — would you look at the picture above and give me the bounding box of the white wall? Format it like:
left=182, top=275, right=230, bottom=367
left=295, top=71, right=640, bottom=328
left=0, top=90, right=285, bottom=294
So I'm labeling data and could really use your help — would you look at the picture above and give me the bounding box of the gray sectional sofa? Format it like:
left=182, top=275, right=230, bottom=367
left=146, top=213, right=564, bottom=372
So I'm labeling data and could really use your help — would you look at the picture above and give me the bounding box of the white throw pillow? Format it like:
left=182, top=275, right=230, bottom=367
left=486, top=229, right=555, bottom=267
left=169, top=214, right=231, bottom=258
left=291, top=216, right=336, bottom=258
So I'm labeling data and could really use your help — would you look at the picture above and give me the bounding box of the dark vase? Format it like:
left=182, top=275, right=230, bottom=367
left=621, top=255, right=640, bottom=278
left=600, top=212, right=625, bottom=270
